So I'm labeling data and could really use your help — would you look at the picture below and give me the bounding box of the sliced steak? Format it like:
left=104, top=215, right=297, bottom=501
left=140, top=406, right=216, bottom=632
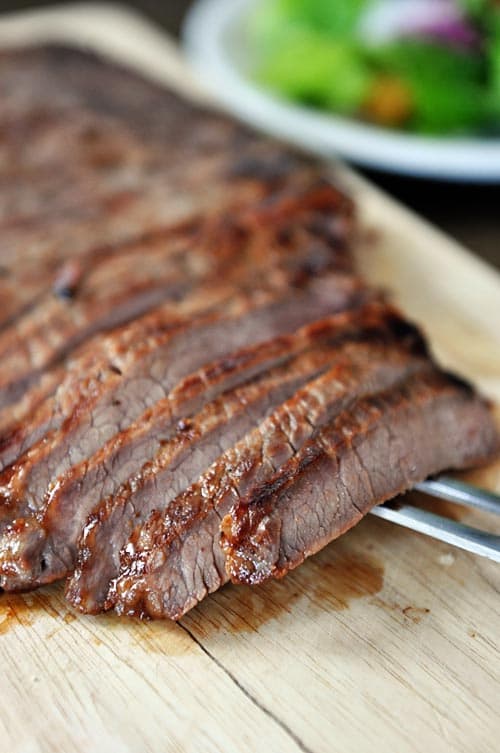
left=0, top=45, right=355, bottom=422
left=0, top=272, right=365, bottom=534
left=107, top=370, right=497, bottom=620
left=1, top=44, right=497, bottom=624
left=59, top=305, right=416, bottom=609
left=39, top=340, right=342, bottom=599
left=101, top=317, right=433, bottom=619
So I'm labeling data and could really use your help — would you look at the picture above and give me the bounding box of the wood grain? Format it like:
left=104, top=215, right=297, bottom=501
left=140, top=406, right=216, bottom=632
left=0, top=6, right=499, bottom=753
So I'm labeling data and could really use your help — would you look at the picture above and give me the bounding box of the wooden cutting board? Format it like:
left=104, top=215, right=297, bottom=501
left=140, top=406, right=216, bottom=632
left=0, top=6, right=499, bottom=753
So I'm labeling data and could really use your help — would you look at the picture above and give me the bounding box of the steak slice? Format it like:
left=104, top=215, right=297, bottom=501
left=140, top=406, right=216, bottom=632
left=107, top=369, right=498, bottom=620
left=1, top=44, right=497, bottom=627
left=61, top=305, right=415, bottom=610
left=221, top=373, right=499, bottom=586
left=0, top=272, right=365, bottom=532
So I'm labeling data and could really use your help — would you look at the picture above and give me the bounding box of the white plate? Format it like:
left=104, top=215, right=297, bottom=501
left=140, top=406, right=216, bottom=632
left=184, top=0, right=500, bottom=182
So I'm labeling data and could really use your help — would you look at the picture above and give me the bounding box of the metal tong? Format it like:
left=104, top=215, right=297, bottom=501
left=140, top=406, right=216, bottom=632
left=370, top=476, right=500, bottom=563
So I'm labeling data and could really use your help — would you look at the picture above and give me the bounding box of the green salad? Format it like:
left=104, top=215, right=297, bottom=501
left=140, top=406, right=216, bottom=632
left=248, top=0, right=500, bottom=135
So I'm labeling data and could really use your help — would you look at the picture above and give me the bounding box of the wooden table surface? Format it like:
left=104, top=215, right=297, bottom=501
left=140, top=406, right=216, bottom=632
left=0, top=6, right=499, bottom=753
left=3, top=0, right=499, bottom=270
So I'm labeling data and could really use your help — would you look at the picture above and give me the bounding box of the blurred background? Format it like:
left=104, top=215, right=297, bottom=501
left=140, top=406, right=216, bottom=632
left=2, top=0, right=498, bottom=269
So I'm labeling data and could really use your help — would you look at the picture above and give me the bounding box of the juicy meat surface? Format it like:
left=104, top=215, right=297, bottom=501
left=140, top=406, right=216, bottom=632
left=0, top=46, right=496, bottom=622
left=0, top=277, right=368, bottom=591
left=0, top=171, right=358, bottom=473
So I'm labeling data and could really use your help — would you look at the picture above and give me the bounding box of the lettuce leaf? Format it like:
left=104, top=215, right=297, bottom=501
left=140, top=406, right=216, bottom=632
left=255, top=29, right=372, bottom=114
left=269, top=0, right=368, bottom=37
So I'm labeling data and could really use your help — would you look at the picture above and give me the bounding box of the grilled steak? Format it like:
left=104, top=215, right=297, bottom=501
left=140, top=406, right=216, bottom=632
left=3, top=312, right=364, bottom=594
left=0, top=44, right=333, bottom=330
left=101, top=311, right=433, bottom=619
left=107, top=369, right=496, bottom=620
left=0, top=46, right=496, bottom=623
left=54, top=324, right=367, bottom=605
left=61, top=305, right=420, bottom=611
left=0, top=274, right=363, bottom=527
